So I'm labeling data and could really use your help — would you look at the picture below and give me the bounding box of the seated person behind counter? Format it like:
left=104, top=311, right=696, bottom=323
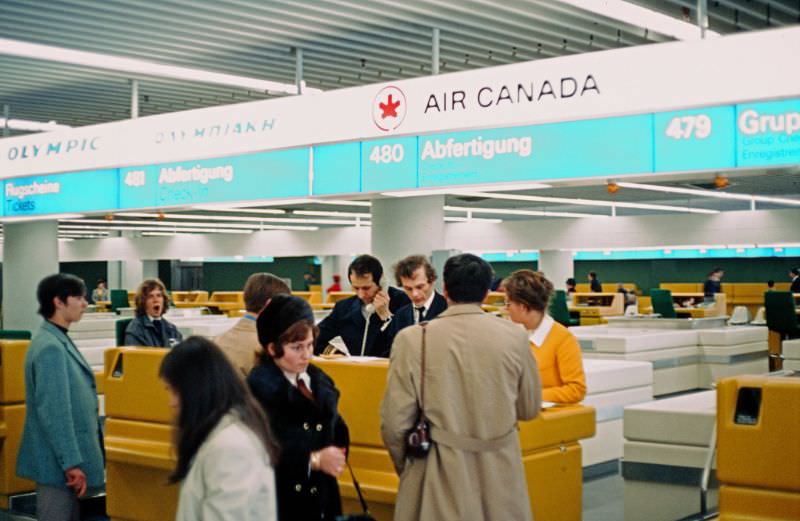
left=504, top=269, right=587, bottom=403
left=384, top=254, right=448, bottom=347
left=315, top=254, right=409, bottom=357
left=124, top=278, right=183, bottom=348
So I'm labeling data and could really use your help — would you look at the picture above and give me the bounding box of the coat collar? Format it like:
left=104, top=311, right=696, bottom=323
left=40, top=321, right=94, bottom=376
left=437, top=303, right=485, bottom=318
left=254, top=358, right=338, bottom=412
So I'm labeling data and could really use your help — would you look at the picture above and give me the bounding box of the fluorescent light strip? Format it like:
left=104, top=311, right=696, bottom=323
left=314, top=199, right=372, bottom=207
left=0, top=37, right=317, bottom=95
left=62, top=219, right=318, bottom=231
left=459, top=191, right=719, bottom=214
left=383, top=183, right=551, bottom=198
left=616, top=182, right=800, bottom=207
left=115, top=212, right=367, bottom=226
left=191, top=206, right=286, bottom=214
left=60, top=225, right=255, bottom=234
left=444, top=216, right=503, bottom=224
left=553, top=0, right=719, bottom=40
left=1, top=213, right=84, bottom=223
left=0, top=117, right=71, bottom=132
left=444, top=205, right=605, bottom=219
left=294, top=210, right=371, bottom=218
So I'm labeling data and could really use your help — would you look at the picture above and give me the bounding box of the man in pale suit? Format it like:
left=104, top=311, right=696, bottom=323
left=381, top=254, right=542, bottom=521
left=215, top=273, right=290, bottom=376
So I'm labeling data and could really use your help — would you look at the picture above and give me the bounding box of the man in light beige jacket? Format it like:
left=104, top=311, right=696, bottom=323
left=381, top=253, right=542, bottom=521
left=215, top=273, right=289, bottom=376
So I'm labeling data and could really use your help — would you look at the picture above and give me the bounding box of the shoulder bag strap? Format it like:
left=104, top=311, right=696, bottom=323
left=347, top=462, right=370, bottom=514
left=420, top=322, right=428, bottom=418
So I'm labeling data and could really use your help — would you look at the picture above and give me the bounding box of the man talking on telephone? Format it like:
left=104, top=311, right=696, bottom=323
left=315, top=254, right=409, bottom=357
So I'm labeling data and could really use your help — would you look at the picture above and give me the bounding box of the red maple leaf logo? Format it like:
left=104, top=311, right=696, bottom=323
left=379, top=94, right=401, bottom=119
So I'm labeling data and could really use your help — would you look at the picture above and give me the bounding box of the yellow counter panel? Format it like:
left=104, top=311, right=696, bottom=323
left=716, top=375, right=800, bottom=520
left=316, top=357, right=595, bottom=521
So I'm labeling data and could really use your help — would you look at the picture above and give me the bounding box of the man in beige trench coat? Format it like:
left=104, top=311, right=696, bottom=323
left=381, top=253, right=542, bottom=521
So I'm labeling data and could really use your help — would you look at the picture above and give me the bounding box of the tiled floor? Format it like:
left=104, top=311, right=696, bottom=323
left=583, top=471, right=625, bottom=521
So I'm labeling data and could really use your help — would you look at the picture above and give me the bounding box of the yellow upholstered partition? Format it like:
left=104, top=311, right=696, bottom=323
left=104, top=348, right=178, bottom=521
left=716, top=375, right=800, bottom=520
left=660, top=283, right=703, bottom=293
left=0, top=340, right=35, bottom=507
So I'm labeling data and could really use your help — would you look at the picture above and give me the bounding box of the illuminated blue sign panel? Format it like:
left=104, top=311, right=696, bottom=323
left=418, top=115, right=653, bottom=187
left=3, top=169, right=118, bottom=216
left=313, top=142, right=360, bottom=195
left=654, top=106, right=736, bottom=172
left=361, top=136, right=418, bottom=192
left=119, top=149, right=309, bottom=209
left=736, top=99, right=800, bottom=168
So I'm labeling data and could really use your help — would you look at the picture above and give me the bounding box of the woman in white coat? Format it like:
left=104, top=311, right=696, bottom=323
left=160, top=336, right=279, bottom=521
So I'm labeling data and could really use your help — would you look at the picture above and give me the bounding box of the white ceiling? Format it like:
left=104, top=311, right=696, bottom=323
left=1, top=0, right=798, bottom=239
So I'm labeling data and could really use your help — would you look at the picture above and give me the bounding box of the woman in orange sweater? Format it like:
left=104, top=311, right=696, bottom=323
left=504, top=269, right=587, bottom=404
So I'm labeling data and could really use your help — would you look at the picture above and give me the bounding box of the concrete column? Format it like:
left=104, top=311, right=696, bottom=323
left=370, top=196, right=445, bottom=282
left=142, top=260, right=159, bottom=281
left=118, top=230, right=146, bottom=290
left=538, top=250, right=574, bottom=290
left=121, top=261, right=144, bottom=291
left=320, top=255, right=351, bottom=298
left=107, top=261, right=122, bottom=289
left=431, top=248, right=460, bottom=293
left=3, top=220, right=59, bottom=331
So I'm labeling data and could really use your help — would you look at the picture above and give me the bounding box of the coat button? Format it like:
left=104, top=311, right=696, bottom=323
left=303, top=422, right=310, bottom=430
left=295, top=484, right=302, bottom=492
left=310, top=486, right=318, bottom=494
left=316, top=424, right=322, bottom=431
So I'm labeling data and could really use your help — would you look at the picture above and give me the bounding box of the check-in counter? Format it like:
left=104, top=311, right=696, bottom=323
left=580, top=359, right=653, bottom=468
left=715, top=374, right=800, bottom=520
left=671, top=292, right=727, bottom=318
left=171, top=290, right=209, bottom=307
left=574, top=326, right=768, bottom=396
left=103, top=348, right=178, bottom=521
left=576, top=283, right=639, bottom=294
left=622, top=390, right=717, bottom=521
left=315, top=357, right=595, bottom=521
left=783, top=338, right=800, bottom=372
left=569, top=292, right=624, bottom=325
left=0, top=340, right=35, bottom=508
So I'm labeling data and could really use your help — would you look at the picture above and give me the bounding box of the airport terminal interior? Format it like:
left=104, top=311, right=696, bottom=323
left=1, top=1, right=800, bottom=520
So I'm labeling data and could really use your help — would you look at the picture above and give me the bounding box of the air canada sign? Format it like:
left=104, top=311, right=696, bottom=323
left=423, top=74, right=600, bottom=113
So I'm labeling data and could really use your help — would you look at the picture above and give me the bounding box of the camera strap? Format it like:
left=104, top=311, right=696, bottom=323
left=347, top=462, right=370, bottom=514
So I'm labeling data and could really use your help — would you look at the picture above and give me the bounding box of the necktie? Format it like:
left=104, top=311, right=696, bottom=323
left=416, top=306, right=426, bottom=324
left=297, top=378, right=315, bottom=403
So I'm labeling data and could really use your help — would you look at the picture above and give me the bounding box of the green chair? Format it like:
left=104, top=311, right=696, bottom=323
left=110, top=289, right=130, bottom=314
left=764, top=291, right=800, bottom=340
left=650, top=289, right=677, bottom=319
left=549, top=290, right=579, bottom=327
left=0, top=330, right=32, bottom=340
left=115, top=318, right=133, bottom=346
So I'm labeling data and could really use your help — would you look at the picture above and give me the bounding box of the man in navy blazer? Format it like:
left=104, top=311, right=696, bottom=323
left=17, top=274, right=105, bottom=521
left=316, top=254, right=409, bottom=357
left=386, top=255, right=448, bottom=348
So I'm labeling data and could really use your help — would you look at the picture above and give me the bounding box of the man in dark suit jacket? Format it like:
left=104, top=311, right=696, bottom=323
left=386, top=255, right=448, bottom=348
left=316, top=254, right=409, bottom=357
left=790, top=268, right=800, bottom=293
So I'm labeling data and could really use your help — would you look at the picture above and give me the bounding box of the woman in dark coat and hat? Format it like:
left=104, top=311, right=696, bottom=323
left=247, top=295, right=349, bottom=521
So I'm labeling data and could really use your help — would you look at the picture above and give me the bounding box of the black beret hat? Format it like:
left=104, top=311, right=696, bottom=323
left=257, top=294, right=314, bottom=347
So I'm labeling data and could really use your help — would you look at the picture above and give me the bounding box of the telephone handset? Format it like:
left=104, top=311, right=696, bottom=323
left=361, top=276, right=387, bottom=356
left=364, top=275, right=388, bottom=315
